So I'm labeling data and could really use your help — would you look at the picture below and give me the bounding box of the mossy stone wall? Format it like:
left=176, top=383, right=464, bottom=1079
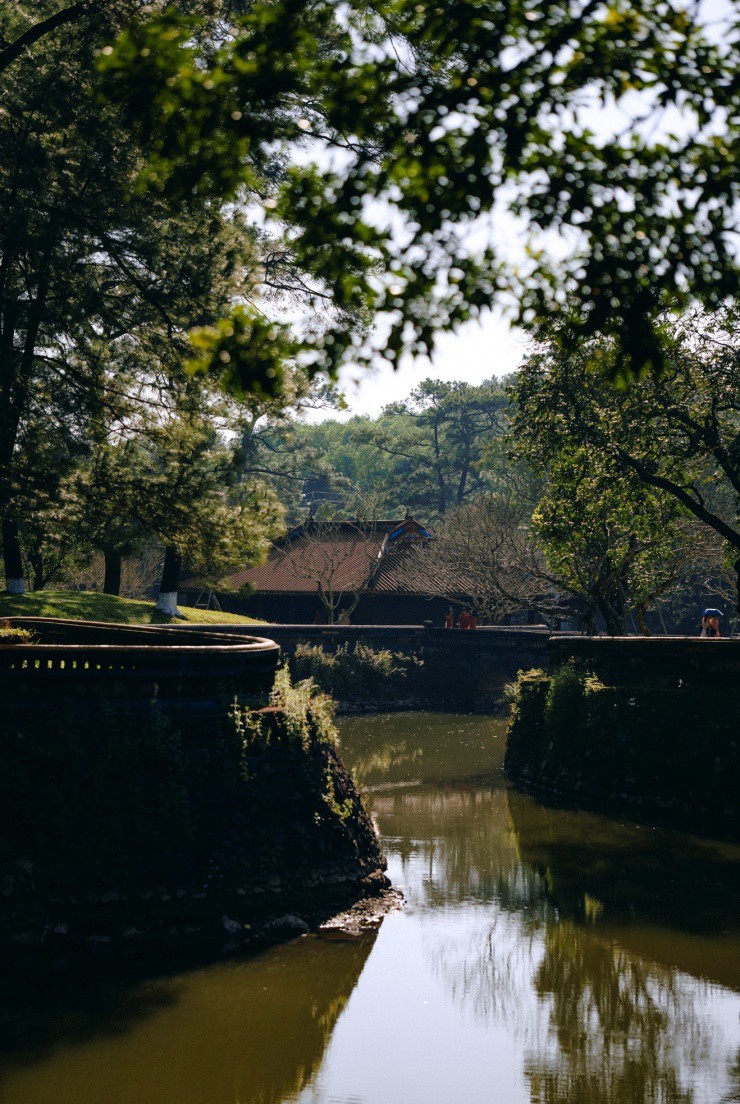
left=0, top=674, right=385, bottom=950
left=504, top=666, right=740, bottom=839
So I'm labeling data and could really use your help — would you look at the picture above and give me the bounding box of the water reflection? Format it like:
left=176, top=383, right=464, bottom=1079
left=372, top=786, right=548, bottom=915
left=1, top=712, right=738, bottom=1104
left=525, top=923, right=715, bottom=1104
left=508, top=790, right=740, bottom=990
left=342, top=713, right=740, bottom=1104
left=0, top=933, right=376, bottom=1104
left=506, top=791, right=740, bottom=1103
left=340, top=710, right=508, bottom=789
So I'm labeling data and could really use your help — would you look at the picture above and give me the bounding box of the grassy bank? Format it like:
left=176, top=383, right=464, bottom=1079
left=0, top=589, right=262, bottom=626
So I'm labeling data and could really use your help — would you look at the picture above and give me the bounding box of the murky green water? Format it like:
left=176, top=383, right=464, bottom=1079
left=2, top=712, right=739, bottom=1104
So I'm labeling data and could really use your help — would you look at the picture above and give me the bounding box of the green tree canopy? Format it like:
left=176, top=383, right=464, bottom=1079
left=246, top=377, right=509, bottom=523
left=360, top=379, right=509, bottom=517
left=513, top=308, right=740, bottom=621
left=529, top=446, right=697, bottom=633
left=0, top=2, right=292, bottom=594
left=96, top=0, right=740, bottom=381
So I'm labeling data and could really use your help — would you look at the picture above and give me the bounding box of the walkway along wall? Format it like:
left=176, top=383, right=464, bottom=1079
left=0, top=620, right=388, bottom=955
left=504, top=636, right=740, bottom=840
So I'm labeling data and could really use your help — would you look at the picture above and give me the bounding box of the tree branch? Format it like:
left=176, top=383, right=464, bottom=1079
left=617, top=449, right=740, bottom=551
left=0, top=3, right=98, bottom=76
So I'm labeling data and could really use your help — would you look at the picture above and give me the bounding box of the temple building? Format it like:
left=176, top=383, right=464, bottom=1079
left=184, top=516, right=451, bottom=624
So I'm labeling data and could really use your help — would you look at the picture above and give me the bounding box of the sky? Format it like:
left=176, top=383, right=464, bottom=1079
left=318, top=312, right=528, bottom=420
left=299, top=0, right=737, bottom=424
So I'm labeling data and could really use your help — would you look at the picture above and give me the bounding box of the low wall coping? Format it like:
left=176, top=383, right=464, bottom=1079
left=0, top=617, right=280, bottom=683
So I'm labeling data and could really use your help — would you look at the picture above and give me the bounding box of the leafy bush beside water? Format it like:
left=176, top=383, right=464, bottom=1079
left=291, top=642, right=422, bottom=703
left=234, top=663, right=339, bottom=752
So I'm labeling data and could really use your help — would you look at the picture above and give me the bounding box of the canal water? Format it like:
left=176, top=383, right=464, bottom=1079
left=1, top=712, right=739, bottom=1104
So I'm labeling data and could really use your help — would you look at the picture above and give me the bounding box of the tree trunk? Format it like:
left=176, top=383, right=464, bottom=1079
left=2, top=518, right=25, bottom=594
left=326, top=582, right=336, bottom=624
left=580, top=598, right=597, bottom=635
left=29, top=549, right=44, bottom=591
left=155, top=545, right=183, bottom=616
left=456, top=449, right=471, bottom=505
left=103, top=549, right=122, bottom=596
left=597, top=595, right=626, bottom=636
left=634, top=604, right=651, bottom=636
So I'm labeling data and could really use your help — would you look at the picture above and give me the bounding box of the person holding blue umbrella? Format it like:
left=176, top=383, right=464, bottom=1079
left=700, top=609, right=722, bottom=637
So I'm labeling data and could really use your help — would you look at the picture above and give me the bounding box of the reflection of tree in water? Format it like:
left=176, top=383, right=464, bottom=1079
left=428, top=890, right=735, bottom=1104
left=503, top=791, right=740, bottom=1103
left=339, top=713, right=507, bottom=791
left=372, top=782, right=553, bottom=1032
left=371, top=786, right=548, bottom=915
left=348, top=739, right=424, bottom=787
left=361, top=722, right=740, bottom=1103
left=400, top=785, right=739, bottom=1104
left=526, top=923, right=706, bottom=1104
left=506, top=790, right=740, bottom=941
left=719, top=1053, right=740, bottom=1104
left=0, top=934, right=377, bottom=1104
left=429, top=909, right=547, bottom=1029
left=507, top=788, right=740, bottom=993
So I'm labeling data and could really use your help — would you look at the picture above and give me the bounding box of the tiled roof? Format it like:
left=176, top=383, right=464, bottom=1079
left=224, top=518, right=432, bottom=595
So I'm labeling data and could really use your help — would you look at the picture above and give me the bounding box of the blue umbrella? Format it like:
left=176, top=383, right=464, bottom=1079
left=702, top=608, right=723, bottom=617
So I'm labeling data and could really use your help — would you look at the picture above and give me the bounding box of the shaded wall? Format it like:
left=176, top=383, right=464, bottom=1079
left=0, top=696, right=386, bottom=951
left=547, top=633, right=740, bottom=688
left=188, top=589, right=452, bottom=626
left=504, top=666, right=740, bottom=840
left=175, top=623, right=551, bottom=709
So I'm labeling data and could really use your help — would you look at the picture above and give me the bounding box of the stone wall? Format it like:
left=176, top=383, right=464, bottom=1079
left=547, top=633, right=740, bottom=689
left=504, top=666, right=740, bottom=840
left=176, top=623, right=550, bottom=709
left=0, top=686, right=388, bottom=955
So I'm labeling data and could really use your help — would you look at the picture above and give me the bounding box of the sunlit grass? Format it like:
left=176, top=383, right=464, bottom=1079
left=0, top=589, right=262, bottom=626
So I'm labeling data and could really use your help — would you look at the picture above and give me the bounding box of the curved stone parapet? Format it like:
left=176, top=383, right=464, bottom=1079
left=547, top=633, right=740, bottom=689
left=0, top=617, right=280, bottom=712
left=0, top=621, right=389, bottom=955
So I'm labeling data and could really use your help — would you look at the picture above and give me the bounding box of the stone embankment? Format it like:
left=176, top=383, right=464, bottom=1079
left=0, top=704, right=392, bottom=955
left=0, top=623, right=392, bottom=956
left=177, top=622, right=550, bottom=711
left=504, top=646, right=740, bottom=840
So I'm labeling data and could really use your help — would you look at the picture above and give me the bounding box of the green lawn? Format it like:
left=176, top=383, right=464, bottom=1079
left=0, top=589, right=264, bottom=626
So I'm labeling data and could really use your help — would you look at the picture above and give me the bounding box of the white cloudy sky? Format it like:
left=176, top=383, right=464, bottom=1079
left=332, top=312, right=528, bottom=418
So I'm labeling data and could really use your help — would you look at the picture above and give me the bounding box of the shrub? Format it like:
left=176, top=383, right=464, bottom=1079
left=233, top=663, right=338, bottom=752
left=232, top=666, right=379, bottom=846
left=0, top=620, right=34, bottom=644
left=291, top=642, right=422, bottom=702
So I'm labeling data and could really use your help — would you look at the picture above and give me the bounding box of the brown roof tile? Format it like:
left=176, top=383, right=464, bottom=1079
left=225, top=518, right=432, bottom=595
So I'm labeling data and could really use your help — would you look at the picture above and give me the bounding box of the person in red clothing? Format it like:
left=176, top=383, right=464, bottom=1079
left=458, top=609, right=470, bottom=629
left=468, top=611, right=478, bottom=629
